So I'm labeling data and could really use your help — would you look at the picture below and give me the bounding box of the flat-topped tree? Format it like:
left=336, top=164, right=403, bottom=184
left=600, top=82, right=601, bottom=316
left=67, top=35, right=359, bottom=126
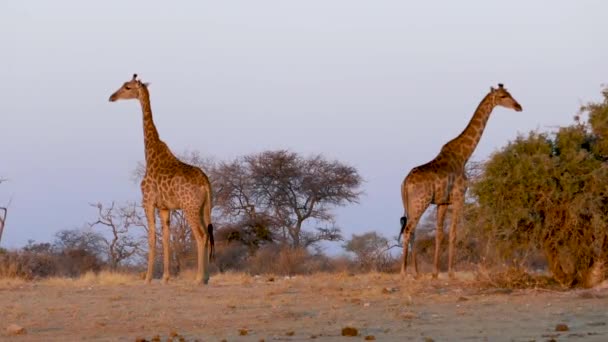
left=109, top=74, right=214, bottom=285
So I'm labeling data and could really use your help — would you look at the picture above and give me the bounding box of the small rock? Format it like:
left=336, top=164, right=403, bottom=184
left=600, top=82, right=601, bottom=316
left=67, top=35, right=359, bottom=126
left=363, top=302, right=371, bottom=307
left=6, top=324, right=26, bottom=335
left=169, top=331, right=179, bottom=337
left=341, top=326, right=358, bottom=336
left=267, top=277, right=275, bottom=282
left=555, top=323, right=569, bottom=332
left=423, top=338, right=435, bottom=342
left=457, top=296, right=469, bottom=301
left=151, top=335, right=161, bottom=342
left=382, top=287, right=398, bottom=294
left=310, top=334, right=318, bottom=339
left=401, top=311, right=416, bottom=320
left=239, top=329, right=249, bottom=336
left=134, top=338, right=148, bottom=342
left=364, top=335, right=376, bottom=340
left=286, top=331, right=295, bottom=336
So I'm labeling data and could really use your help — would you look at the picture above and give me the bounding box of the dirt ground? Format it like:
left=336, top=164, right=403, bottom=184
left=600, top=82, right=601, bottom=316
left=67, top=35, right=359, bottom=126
left=1, top=271, right=607, bottom=342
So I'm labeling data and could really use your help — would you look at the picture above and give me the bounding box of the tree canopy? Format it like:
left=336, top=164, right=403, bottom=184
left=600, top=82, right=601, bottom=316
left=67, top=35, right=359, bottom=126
left=469, top=87, right=608, bottom=287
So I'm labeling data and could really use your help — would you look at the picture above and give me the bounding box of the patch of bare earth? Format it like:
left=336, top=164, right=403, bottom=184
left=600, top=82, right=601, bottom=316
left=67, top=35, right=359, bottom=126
left=1, top=271, right=607, bottom=341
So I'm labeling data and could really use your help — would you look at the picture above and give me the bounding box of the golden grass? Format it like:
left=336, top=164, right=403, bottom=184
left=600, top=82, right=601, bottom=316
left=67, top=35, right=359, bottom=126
left=0, top=277, right=27, bottom=289
left=474, top=266, right=557, bottom=289
left=41, top=271, right=139, bottom=287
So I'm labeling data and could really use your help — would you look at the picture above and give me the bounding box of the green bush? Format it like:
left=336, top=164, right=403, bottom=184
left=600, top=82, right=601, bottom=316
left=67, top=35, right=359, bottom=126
left=469, top=88, right=608, bottom=287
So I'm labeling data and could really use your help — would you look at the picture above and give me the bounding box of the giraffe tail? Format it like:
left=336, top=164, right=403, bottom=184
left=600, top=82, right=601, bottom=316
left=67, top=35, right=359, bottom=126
left=399, top=216, right=407, bottom=242
left=200, top=190, right=215, bottom=262
left=207, top=223, right=215, bottom=261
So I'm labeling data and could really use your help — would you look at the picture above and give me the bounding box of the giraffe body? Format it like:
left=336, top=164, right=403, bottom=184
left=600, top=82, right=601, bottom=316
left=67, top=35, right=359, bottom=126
left=399, top=84, right=522, bottom=279
left=109, top=74, right=214, bottom=285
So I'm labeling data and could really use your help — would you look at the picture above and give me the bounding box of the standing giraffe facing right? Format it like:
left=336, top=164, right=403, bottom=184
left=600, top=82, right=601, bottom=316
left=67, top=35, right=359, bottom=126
left=399, top=83, right=522, bottom=279
left=109, top=74, right=215, bottom=285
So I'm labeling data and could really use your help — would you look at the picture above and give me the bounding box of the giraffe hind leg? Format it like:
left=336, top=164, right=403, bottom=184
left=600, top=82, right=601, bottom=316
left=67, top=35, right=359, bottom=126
left=433, top=205, right=448, bottom=279
left=159, top=208, right=171, bottom=284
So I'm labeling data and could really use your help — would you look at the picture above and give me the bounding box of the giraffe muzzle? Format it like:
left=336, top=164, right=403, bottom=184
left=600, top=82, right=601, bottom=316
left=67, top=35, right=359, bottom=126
left=514, top=103, right=523, bottom=112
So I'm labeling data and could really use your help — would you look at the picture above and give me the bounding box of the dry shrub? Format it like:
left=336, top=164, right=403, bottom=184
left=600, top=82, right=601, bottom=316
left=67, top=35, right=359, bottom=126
left=326, top=255, right=357, bottom=274
left=0, top=249, right=57, bottom=279
left=57, top=249, right=103, bottom=277
left=0, top=248, right=103, bottom=280
left=246, top=246, right=330, bottom=275
left=475, top=266, right=556, bottom=289
left=213, top=243, right=248, bottom=273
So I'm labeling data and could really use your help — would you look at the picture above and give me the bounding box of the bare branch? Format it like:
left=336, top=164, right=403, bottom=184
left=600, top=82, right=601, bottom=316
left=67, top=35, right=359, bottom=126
left=89, top=201, right=145, bottom=269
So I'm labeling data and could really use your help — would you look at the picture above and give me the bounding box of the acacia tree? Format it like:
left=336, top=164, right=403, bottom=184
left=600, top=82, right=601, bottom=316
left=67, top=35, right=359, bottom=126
left=215, top=150, right=363, bottom=249
left=89, top=202, right=145, bottom=269
left=343, top=231, right=398, bottom=271
left=212, top=158, right=277, bottom=252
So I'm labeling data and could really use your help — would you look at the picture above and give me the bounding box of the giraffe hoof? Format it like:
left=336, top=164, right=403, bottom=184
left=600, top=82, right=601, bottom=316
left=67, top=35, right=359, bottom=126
left=162, top=276, right=170, bottom=284
left=194, top=276, right=209, bottom=285
left=432, top=273, right=439, bottom=280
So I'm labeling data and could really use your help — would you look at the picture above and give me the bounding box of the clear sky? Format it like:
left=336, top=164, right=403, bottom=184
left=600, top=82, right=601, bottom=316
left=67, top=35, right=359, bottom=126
left=1, top=1, right=606, bottom=250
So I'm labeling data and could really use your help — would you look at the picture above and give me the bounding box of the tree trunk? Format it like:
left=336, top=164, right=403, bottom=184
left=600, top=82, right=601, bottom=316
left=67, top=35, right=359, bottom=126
left=0, top=207, right=6, bottom=245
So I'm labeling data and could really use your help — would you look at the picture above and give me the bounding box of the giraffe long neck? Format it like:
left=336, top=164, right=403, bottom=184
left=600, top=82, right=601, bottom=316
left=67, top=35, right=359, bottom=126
left=443, top=93, right=496, bottom=164
left=138, top=87, right=162, bottom=165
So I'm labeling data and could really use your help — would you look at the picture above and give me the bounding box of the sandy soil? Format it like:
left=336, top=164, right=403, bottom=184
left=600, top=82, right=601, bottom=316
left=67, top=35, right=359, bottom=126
left=1, top=272, right=607, bottom=342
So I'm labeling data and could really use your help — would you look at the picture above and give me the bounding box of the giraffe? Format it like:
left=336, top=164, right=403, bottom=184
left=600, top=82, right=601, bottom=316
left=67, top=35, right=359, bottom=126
left=109, top=74, right=215, bottom=285
left=399, top=83, right=522, bottom=279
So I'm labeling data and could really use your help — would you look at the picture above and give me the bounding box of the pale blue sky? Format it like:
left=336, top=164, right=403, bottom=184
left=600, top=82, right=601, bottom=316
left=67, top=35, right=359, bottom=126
left=1, top=1, right=606, bottom=249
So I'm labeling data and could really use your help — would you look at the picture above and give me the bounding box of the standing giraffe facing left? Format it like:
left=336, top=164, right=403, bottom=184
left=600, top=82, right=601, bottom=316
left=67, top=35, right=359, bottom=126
left=109, top=74, right=215, bottom=285
left=399, top=83, right=522, bottom=279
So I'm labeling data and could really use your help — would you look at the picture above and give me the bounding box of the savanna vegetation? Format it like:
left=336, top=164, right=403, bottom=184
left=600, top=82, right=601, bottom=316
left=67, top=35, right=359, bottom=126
left=2, top=88, right=608, bottom=289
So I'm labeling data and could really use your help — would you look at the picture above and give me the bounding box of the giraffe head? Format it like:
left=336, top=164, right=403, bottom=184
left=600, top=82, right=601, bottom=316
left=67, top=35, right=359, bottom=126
left=108, top=74, right=150, bottom=102
left=490, top=83, right=522, bottom=112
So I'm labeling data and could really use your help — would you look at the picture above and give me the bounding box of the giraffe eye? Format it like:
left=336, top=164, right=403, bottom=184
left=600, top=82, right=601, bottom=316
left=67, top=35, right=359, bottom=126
left=125, top=86, right=131, bottom=90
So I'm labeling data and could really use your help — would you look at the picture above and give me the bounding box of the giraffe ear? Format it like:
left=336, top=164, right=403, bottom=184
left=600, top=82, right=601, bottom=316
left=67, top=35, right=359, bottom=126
left=143, top=82, right=151, bottom=88
left=490, top=86, right=496, bottom=92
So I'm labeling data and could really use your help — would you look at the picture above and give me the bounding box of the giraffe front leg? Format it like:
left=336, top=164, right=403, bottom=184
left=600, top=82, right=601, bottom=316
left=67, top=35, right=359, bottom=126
left=144, top=204, right=157, bottom=284
left=159, top=209, right=171, bottom=284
